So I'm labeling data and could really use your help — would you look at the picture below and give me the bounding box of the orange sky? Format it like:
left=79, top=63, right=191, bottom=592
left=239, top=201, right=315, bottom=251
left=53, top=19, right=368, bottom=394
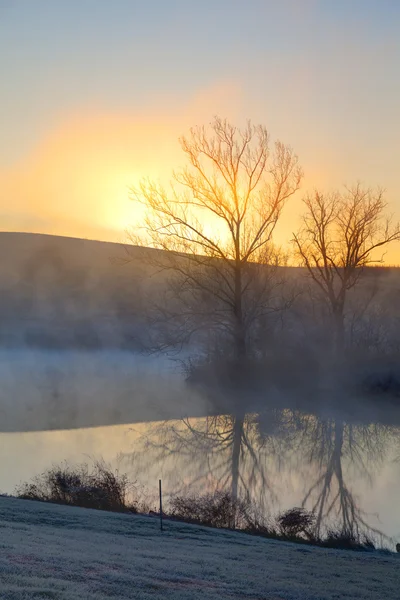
left=2, top=89, right=399, bottom=264
left=1, top=2, right=400, bottom=264
left=0, top=84, right=245, bottom=243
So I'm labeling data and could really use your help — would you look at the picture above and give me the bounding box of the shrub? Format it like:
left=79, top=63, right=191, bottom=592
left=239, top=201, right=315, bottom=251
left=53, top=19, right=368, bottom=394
left=322, top=529, right=376, bottom=551
left=169, top=490, right=251, bottom=529
left=277, top=507, right=315, bottom=540
left=15, top=460, right=138, bottom=513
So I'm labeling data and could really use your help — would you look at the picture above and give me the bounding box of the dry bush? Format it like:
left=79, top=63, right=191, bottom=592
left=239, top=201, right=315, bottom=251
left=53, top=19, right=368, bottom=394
left=322, top=529, right=376, bottom=551
left=169, top=490, right=252, bottom=529
left=277, top=507, right=316, bottom=540
left=15, top=460, right=138, bottom=513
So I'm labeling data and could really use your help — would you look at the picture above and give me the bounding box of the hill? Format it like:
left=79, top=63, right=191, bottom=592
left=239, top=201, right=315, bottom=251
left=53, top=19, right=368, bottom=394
left=1, top=232, right=399, bottom=352
left=1, top=496, right=398, bottom=599
left=0, top=232, right=151, bottom=349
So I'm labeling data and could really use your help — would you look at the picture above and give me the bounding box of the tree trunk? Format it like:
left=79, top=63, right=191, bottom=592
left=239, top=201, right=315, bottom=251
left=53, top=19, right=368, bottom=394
left=234, top=264, right=246, bottom=359
left=231, top=255, right=246, bottom=528
left=333, top=309, right=345, bottom=355
left=230, top=413, right=244, bottom=528
left=332, top=420, right=352, bottom=534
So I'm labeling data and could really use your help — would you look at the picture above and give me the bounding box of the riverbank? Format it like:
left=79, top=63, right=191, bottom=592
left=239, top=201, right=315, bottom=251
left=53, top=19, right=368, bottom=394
left=1, top=496, right=398, bottom=600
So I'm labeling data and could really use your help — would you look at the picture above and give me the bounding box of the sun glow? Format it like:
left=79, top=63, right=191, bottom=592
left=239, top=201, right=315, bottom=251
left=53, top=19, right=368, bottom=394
left=1, top=99, right=400, bottom=264
left=0, top=82, right=244, bottom=243
left=0, top=113, right=185, bottom=242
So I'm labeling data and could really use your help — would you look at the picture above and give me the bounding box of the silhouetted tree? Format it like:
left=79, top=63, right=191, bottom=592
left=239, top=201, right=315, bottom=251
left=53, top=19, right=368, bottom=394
left=130, top=116, right=302, bottom=361
left=128, top=117, right=302, bottom=501
left=293, top=185, right=400, bottom=353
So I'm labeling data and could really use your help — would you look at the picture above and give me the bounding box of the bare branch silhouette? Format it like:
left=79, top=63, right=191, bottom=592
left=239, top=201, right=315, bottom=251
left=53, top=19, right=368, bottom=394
left=129, top=117, right=302, bottom=361
left=293, top=185, right=400, bottom=352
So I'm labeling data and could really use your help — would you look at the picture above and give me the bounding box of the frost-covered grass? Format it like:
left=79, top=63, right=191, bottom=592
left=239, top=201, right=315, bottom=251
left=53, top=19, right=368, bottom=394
left=0, top=496, right=398, bottom=599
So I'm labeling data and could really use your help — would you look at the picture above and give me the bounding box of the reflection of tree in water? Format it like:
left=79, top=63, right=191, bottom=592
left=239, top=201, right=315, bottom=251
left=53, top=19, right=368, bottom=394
left=129, top=407, right=399, bottom=543
left=130, top=408, right=297, bottom=515
left=294, top=414, right=396, bottom=539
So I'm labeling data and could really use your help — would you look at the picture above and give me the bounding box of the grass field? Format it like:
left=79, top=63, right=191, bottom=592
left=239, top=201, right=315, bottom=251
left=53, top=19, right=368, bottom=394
left=0, top=496, right=398, bottom=599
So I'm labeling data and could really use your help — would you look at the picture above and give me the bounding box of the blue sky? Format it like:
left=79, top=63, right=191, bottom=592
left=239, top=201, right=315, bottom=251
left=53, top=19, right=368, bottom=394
left=1, top=0, right=399, bottom=257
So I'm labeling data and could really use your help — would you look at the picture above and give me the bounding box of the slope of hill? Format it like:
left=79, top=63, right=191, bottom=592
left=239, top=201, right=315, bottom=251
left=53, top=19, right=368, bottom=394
left=1, top=496, right=398, bottom=600
left=0, top=232, right=150, bottom=349
left=0, top=230, right=399, bottom=352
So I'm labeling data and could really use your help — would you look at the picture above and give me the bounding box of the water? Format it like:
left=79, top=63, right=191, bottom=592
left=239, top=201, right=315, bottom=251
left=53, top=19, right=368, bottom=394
left=0, top=349, right=209, bottom=431
left=1, top=349, right=400, bottom=547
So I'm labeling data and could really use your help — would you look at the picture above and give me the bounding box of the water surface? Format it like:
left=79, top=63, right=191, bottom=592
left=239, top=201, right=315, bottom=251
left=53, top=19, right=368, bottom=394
left=2, top=349, right=400, bottom=548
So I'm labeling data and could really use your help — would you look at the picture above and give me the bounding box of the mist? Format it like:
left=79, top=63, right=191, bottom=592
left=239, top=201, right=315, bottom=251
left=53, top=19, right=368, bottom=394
left=1, top=231, right=400, bottom=548
left=1, top=231, right=400, bottom=428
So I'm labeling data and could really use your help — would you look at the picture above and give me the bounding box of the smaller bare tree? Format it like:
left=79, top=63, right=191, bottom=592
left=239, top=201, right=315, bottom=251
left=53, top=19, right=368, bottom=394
left=293, top=184, right=400, bottom=352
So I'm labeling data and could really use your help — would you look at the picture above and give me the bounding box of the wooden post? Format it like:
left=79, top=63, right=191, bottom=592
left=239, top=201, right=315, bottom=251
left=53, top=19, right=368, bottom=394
left=159, top=479, right=163, bottom=532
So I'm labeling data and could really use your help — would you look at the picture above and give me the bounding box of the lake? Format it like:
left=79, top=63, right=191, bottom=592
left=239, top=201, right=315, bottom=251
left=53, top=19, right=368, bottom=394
left=1, top=349, right=400, bottom=548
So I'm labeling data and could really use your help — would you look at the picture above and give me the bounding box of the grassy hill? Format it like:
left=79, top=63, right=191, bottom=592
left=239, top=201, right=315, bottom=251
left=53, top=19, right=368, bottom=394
left=1, top=496, right=398, bottom=599
left=0, top=232, right=151, bottom=349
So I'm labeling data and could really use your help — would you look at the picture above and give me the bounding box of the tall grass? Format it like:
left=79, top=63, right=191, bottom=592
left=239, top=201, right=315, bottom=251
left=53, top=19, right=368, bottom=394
left=15, top=460, right=140, bottom=513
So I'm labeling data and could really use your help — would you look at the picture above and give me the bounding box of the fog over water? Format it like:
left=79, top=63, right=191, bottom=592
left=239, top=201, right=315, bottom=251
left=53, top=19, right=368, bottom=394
left=1, top=347, right=400, bottom=549
left=1, top=233, right=400, bottom=549
left=0, top=349, right=209, bottom=432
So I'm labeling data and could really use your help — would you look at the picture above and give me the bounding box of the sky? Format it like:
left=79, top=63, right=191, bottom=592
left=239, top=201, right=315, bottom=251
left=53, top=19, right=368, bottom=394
left=1, top=0, right=400, bottom=261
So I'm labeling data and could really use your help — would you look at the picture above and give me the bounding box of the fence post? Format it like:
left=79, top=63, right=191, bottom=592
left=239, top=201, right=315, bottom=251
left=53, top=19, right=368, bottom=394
left=159, top=479, right=163, bottom=532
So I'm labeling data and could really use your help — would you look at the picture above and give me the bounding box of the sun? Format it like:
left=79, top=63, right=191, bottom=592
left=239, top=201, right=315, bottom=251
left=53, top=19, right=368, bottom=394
left=94, top=171, right=144, bottom=235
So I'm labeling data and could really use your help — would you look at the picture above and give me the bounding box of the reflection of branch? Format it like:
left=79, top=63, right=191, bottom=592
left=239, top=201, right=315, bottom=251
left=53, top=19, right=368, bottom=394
left=123, top=409, right=396, bottom=545
left=297, top=415, right=393, bottom=539
left=127, top=412, right=282, bottom=515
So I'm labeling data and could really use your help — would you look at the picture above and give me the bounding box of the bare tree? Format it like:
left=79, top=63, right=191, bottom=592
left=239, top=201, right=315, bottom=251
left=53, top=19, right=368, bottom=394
left=130, top=116, right=302, bottom=360
left=293, top=185, right=400, bottom=352
left=128, top=118, right=302, bottom=503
